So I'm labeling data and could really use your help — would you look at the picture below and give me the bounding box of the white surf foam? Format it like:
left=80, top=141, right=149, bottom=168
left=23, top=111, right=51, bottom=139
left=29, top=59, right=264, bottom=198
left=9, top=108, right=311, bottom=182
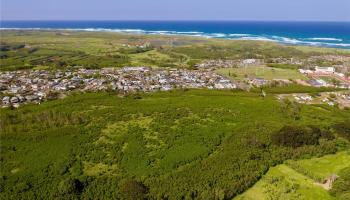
left=209, top=33, right=227, bottom=37
left=306, top=37, right=343, bottom=42
left=176, top=31, right=203, bottom=34
left=238, top=36, right=276, bottom=42
left=228, top=34, right=251, bottom=37
left=271, top=36, right=303, bottom=44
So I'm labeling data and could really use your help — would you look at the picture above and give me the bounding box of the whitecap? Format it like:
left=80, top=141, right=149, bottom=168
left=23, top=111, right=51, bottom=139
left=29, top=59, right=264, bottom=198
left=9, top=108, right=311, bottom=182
left=305, top=37, right=343, bottom=42
left=238, top=36, right=276, bottom=42
left=208, top=33, right=227, bottom=38
left=323, top=42, right=350, bottom=47
left=228, top=34, right=251, bottom=37
left=176, top=31, right=203, bottom=34
left=148, top=30, right=174, bottom=33
left=271, top=36, right=303, bottom=44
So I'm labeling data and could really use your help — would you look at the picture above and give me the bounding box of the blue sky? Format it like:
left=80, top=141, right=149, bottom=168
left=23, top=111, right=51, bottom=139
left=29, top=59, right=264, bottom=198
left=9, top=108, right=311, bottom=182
left=1, top=0, right=350, bottom=21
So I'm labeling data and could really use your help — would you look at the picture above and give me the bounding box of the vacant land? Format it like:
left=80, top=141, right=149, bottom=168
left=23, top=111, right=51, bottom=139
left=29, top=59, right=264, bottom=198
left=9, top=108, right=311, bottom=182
left=235, top=151, right=350, bottom=200
left=216, top=66, right=308, bottom=80
left=1, top=90, right=350, bottom=199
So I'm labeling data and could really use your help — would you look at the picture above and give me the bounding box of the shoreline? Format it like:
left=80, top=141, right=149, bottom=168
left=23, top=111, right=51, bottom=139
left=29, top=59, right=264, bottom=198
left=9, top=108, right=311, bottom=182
left=1, top=27, right=350, bottom=50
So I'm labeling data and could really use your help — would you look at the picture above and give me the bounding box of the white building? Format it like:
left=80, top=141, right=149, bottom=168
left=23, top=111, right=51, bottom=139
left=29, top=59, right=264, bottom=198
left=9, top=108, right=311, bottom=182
left=315, top=66, right=335, bottom=73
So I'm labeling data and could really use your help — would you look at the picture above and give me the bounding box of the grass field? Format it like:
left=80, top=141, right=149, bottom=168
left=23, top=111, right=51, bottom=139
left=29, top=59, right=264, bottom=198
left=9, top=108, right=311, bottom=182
left=286, top=151, right=350, bottom=182
left=235, top=151, right=350, bottom=200
left=234, top=164, right=335, bottom=200
left=216, top=66, right=308, bottom=80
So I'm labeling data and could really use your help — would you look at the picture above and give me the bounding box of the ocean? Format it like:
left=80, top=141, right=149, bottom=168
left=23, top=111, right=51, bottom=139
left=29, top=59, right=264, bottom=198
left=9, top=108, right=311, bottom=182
left=1, top=21, right=350, bottom=49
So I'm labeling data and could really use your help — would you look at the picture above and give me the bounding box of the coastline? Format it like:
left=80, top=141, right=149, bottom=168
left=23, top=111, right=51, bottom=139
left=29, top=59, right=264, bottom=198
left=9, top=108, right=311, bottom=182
left=1, top=20, right=350, bottom=49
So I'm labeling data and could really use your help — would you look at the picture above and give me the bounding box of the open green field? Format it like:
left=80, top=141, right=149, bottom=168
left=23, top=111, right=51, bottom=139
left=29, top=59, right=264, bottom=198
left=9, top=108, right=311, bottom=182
left=1, top=89, right=350, bottom=199
left=235, top=164, right=335, bottom=200
left=286, top=151, right=350, bottom=182
left=1, top=30, right=350, bottom=71
left=216, top=66, right=308, bottom=80
left=235, top=151, right=350, bottom=200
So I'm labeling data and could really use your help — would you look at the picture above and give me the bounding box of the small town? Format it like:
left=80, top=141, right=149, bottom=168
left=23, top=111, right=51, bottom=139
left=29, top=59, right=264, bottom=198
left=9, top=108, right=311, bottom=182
left=0, top=66, right=237, bottom=107
left=2, top=60, right=350, bottom=108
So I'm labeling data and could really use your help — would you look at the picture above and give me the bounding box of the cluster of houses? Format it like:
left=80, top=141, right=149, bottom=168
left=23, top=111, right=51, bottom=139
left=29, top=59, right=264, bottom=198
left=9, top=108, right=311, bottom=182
left=121, top=42, right=151, bottom=49
left=2, top=55, right=349, bottom=108
left=0, top=67, right=237, bottom=108
left=267, top=57, right=304, bottom=65
left=196, top=57, right=307, bottom=70
left=308, top=55, right=350, bottom=63
left=292, top=94, right=314, bottom=103
left=278, top=91, right=350, bottom=108
left=269, top=55, right=350, bottom=67
left=195, top=59, right=266, bottom=70
left=195, top=59, right=238, bottom=69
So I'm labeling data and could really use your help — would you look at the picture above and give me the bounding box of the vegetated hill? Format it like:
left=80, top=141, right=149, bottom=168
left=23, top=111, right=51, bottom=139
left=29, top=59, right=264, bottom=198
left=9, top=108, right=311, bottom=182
left=1, top=89, right=350, bottom=199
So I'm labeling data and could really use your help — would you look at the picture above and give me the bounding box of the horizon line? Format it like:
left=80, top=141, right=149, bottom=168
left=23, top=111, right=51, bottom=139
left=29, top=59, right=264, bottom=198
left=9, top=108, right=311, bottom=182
left=1, top=19, right=350, bottom=23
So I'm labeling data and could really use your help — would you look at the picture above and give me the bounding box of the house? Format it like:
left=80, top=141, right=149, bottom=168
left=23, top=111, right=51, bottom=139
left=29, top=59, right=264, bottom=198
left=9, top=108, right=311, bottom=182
left=10, top=97, right=19, bottom=104
left=2, top=96, right=10, bottom=105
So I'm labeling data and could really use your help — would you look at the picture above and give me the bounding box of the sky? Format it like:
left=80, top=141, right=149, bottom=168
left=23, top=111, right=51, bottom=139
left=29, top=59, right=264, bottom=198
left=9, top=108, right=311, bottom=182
left=1, top=0, right=350, bottom=21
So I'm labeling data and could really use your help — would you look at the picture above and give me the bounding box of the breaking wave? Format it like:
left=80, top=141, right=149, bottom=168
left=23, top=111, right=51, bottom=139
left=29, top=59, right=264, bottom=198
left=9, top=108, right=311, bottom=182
left=1, top=27, right=349, bottom=49
left=238, top=36, right=275, bottom=42
left=306, top=37, right=343, bottom=42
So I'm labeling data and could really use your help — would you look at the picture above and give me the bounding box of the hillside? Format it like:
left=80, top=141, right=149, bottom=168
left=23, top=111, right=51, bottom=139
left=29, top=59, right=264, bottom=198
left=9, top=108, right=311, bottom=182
left=1, top=90, right=350, bottom=199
